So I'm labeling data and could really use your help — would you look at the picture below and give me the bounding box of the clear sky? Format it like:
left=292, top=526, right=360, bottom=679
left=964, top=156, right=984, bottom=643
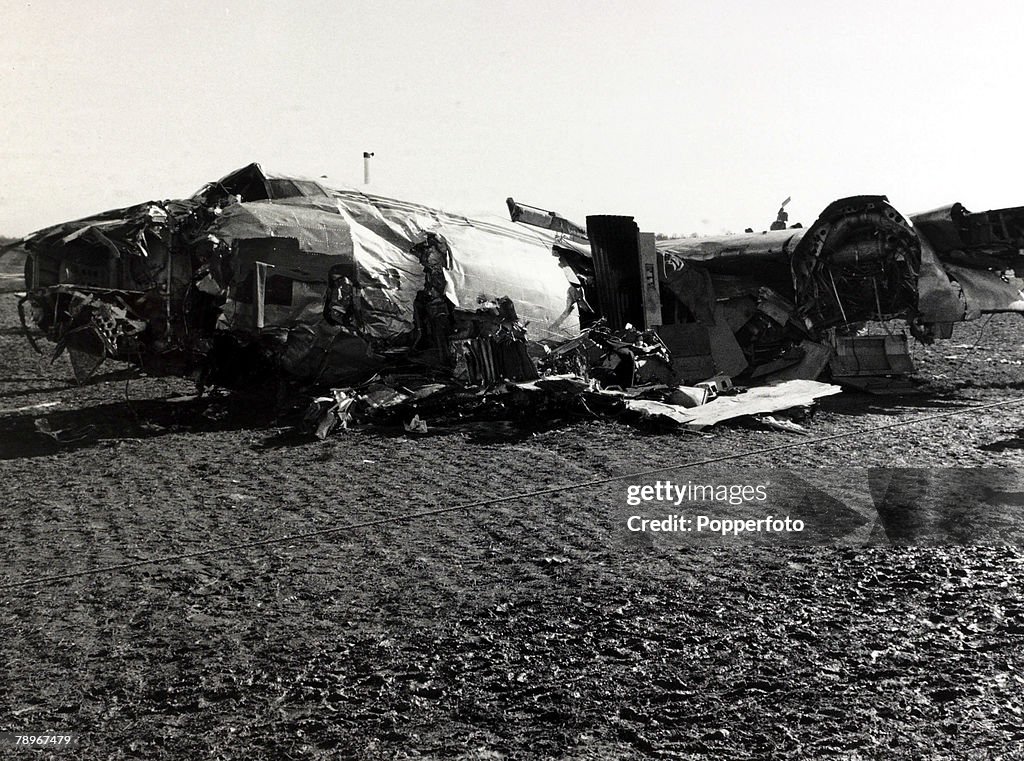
left=3, top=0, right=1023, bottom=237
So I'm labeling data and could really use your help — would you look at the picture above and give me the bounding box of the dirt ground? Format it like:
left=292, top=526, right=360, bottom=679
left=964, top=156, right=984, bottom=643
left=1, top=252, right=1023, bottom=759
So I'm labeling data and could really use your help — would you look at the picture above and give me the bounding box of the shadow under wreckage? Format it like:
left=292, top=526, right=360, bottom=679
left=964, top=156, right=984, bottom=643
left=16, top=164, right=1024, bottom=435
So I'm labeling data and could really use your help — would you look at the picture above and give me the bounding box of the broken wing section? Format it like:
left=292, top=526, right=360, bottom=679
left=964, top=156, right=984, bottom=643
left=911, top=203, right=1024, bottom=324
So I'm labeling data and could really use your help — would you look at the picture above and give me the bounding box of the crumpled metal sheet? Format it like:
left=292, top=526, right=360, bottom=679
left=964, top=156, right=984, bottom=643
left=658, top=229, right=802, bottom=268
left=25, top=200, right=197, bottom=262
left=16, top=166, right=579, bottom=387
left=210, top=199, right=424, bottom=339
left=672, top=379, right=843, bottom=431
left=916, top=237, right=971, bottom=322
left=911, top=201, right=1024, bottom=316
left=944, top=265, right=1024, bottom=314
left=327, top=191, right=580, bottom=339
left=439, top=222, right=580, bottom=340
left=346, top=198, right=580, bottom=341
left=623, top=398, right=696, bottom=425
left=211, top=201, right=355, bottom=277
left=210, top=190, right=578, bottom=344
left=910, top=204, right=969, bottom=252
left=551, top=236, right=592, bottom=259
left=341, top=207, right=425, bottom=339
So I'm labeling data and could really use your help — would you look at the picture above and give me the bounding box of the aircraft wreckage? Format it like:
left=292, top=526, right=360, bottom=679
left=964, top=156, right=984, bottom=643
left=13, top=164, right=1024, bottom=434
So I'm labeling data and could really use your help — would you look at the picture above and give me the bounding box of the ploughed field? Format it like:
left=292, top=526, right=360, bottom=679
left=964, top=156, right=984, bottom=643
left=1, top=254, right=1023, bottom=759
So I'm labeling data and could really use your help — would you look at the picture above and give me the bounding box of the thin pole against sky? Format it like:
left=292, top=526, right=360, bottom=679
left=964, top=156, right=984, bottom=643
left=363, top=151, right=374, bottom=185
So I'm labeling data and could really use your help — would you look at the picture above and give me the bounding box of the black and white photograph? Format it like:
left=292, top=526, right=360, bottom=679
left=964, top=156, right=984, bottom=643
left=2, top=1, right=1023, bottom=758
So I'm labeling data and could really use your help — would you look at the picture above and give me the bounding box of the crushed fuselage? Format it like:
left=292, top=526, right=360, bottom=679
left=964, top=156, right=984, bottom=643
left=18, top=168, right=1022, bottom=398
left=21, top=164, right=587, bottom=387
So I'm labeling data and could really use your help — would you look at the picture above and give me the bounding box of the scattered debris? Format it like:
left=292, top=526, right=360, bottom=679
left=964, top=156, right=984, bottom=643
left=34, top=417, right=96, bottom=443
left=12, top=167, right=1023, bottom=436
left=302, top=322, right=843, bottom=437
left=755, top=414, right=810, bottom=435
left=404, top=415, right=429, bottom=434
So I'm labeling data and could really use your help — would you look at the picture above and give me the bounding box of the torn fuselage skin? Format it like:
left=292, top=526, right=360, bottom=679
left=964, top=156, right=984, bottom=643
left=20, top=164, right=585, bottom=390
left=26, top=168, right=1016, bottom=397
left=410, top=233, right=456, bottom=366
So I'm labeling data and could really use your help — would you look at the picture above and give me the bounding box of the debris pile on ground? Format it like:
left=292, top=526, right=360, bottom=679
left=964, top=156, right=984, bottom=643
left=10, top=165, right=1021, bottom=440
left=304, top=321, right=843, bottom=438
